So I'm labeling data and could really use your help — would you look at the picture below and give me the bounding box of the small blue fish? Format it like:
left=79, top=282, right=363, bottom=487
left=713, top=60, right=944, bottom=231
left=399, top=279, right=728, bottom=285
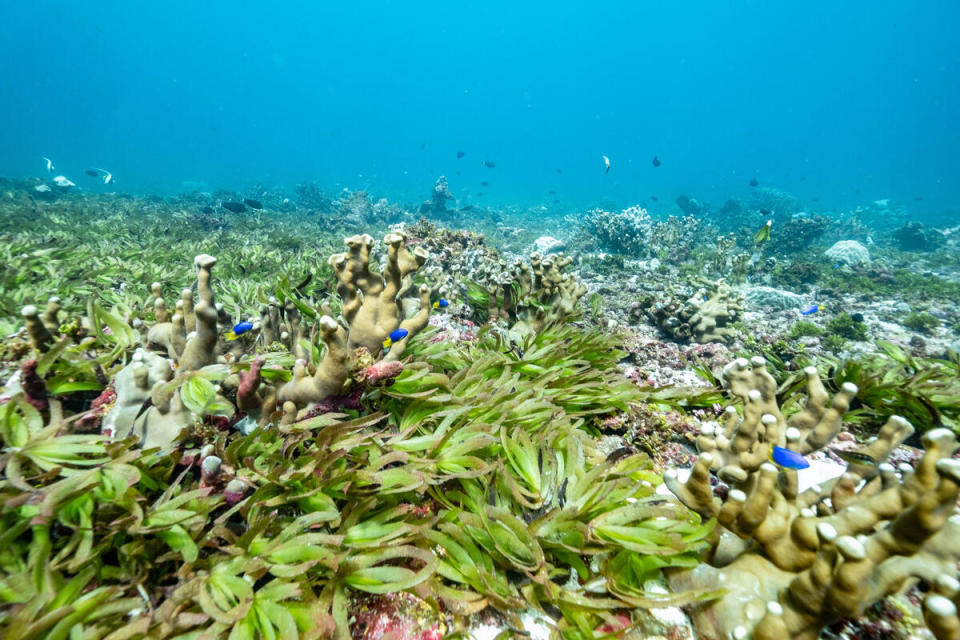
left=833, top=263, right=840, bottom=269
left=225, top=321, right=254, bottom=341
left=432, top=299, right=449, bottom=309
left=382, top=328, right=409, bottom=349
left=800, top=304, right=819, bottom=316
left=769, top=445, right=810, bottom=470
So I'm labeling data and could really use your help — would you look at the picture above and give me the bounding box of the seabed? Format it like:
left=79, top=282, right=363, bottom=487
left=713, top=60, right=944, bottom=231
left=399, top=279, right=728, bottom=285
left=1, top=180, right=960, bottom=639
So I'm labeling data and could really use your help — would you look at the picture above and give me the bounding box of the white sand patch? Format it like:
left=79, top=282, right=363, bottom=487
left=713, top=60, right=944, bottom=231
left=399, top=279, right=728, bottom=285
left=656, top=458, right=847, bottom=497
left=645, top=577, right=696, bottom=638
left=468, top=609, right=553, bottom=640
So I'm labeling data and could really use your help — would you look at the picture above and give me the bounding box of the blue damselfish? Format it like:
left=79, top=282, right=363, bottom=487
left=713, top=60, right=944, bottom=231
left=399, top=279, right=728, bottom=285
left=382, top=328, right=409, bottom=349
left=225, top=321, right=254, bottom=341
left=769, top=445, right=810, bottom=470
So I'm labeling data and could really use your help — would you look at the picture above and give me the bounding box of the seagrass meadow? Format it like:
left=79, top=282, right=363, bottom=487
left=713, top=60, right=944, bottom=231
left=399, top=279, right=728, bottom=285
left=3, top=184, right=960, bottom=640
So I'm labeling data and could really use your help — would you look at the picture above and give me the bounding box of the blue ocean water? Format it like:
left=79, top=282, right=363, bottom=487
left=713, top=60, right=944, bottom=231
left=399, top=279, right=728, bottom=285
left=1, top=1, right=957, bottom=217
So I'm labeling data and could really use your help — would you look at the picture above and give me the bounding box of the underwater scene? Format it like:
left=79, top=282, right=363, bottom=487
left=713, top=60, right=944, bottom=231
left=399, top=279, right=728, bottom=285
left=2, top=2, right=960, bottom=639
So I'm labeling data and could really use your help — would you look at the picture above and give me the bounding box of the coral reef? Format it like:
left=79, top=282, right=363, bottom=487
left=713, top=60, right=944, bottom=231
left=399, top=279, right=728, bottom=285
left=420, top=176, right=452, bottom=214
left=749, top=187, right=803, bottom=217
left=279, top=232, right=431, bottom=414
left=665, top=356, right=960, bottom=640
left=772, top=215, right=830, bottom=254
left=0, top=312, right=713, bottom=640
left=744, top=285, right=804, bottom=311
left=583, top=205, right=652, bottom=256
left=826, top=239, right=871, bottom=266
left=485, top=252, right=587, bottom=338
left=895, top=221, right=945, bottom=252
left=635, top=280, right=743, bottom=345
left=3, top=177, right=960, bottom=639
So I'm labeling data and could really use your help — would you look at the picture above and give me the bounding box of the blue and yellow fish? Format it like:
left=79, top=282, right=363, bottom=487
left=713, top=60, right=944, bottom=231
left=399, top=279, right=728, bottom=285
left=769, top=445, right=810, bottom=470
left=800, top=304, right=819, bottom=316
left=225, top=321, right=254, bottom=341
left=432, top=299, right=449, bottom=309
left=382, top=328, right=409, bottom=349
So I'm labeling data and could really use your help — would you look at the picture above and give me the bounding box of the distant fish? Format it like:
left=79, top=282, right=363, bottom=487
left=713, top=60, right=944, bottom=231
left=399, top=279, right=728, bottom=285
left=650, top=195, right=658, bottom=201
left=914, top=196, right=923, bottom=202
left=201, top=206, right=214, bottom=214
left=242, top=198, right=263, bottom=210
left=225, top=321, right=254, bottom=341
left=800, top=304, right=819, bottom=316
left=831, top=448, right=877, bottom=467
left=749, top=178, right=759, bottom=187
left=456, top=151, right=465, bottom=159
left=759, top=208, right=773, bottom=216
left=382, top=327, right=409, bottom=349
left=480, top=181, right=489, bottom=187
left=548, top=190, right=556, bottom=195
left=754, top=219, right=772, bottom=244
left=556, top=169, right=563, bottom=174
left=433, top=299, right=449, bottom=309
left=455, top=170, right=462, bottom=176
left=769, top=445, right=810, bottom=470
left=52, top=176, right=75, bottom=188
left=552, top=199, right=560, bottom=204
left=221, top=201, right=247, bottom=213
left=85, top=168, right=113, bottom=184
left=602, top=155, right=611, bottom=173
left=483, top=160, right=496, bottom=168
left=833, top=263, right=840, bottom=269
left=460, top=205, right=474, bottom=211
left=42, top=157, right=55, bottom=172
left=652, top=156, right=661, bottom=167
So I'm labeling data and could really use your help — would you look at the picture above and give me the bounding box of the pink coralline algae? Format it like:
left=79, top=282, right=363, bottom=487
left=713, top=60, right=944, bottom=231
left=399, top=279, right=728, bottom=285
left=76, top=382, right=117, bottom=430
left=350, top=592, right=445, bottom=640
left=224, top=479, right=247, bottom=506
left=300, top=388, right=365, bottom=418
left=595, top=612, right=632, bottom=634
left=202, top=414, right=234, bottom=430
left=19, top=360, right=48, bottom=411
left=356, top=360, right=404, bottom=385
left=236, top=355, right=264, bottom=409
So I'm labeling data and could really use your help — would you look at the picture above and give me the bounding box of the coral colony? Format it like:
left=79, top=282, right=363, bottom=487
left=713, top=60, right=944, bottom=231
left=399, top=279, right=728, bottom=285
left=1, top=180, right=960, bottom=640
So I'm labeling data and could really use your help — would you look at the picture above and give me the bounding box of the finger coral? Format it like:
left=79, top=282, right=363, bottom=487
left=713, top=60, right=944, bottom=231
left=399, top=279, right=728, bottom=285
left=636, top=279, right=743, bottom=345
left=666, top=355, right=960, bottom=640
left=486, top=252, right=587, bottom=339
left=278, top=232, right=431, bottom=415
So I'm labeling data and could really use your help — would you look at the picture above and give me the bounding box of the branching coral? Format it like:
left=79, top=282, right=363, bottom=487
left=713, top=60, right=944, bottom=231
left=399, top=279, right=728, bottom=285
left=484, top=252, right=587, bottom=339
left=421, top=175, right=452, bottom=214
left=278, top=232, right=431, bottom=414
left=636, top=280, right=742, bottom=345
left=665, top=356, right=960, bottom=640
left=105, top=255, right=232, bottom=447
left=583, top=205, right=652, bottom=256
